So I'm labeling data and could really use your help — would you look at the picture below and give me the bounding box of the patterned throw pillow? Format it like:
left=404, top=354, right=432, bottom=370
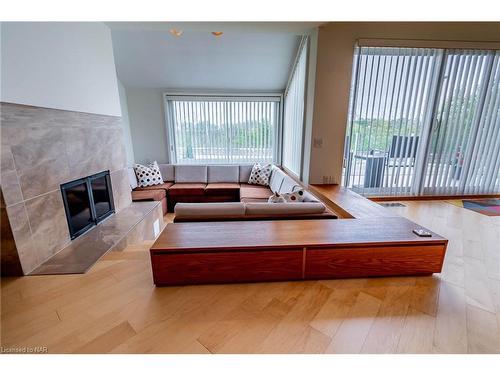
left=134, top=161, right=163, bottom=187
left=248, top=163, right=273, bottom=186
left=282, top=189, right=306, bottom=203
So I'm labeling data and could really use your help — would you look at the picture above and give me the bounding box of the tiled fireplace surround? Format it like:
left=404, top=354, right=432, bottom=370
left=1, top=102, right=133, bottom=274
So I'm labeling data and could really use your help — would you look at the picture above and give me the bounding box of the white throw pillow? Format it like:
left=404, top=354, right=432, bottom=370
left=282, top=189, right=306, bottom=203
left=248, top=163, right=273, bottom=186
left=268, top=192, right=286, bottom=203
left=134, top=161, right=163, bottom=187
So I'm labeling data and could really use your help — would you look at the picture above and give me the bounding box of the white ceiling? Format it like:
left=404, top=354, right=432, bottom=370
left=109, top=23, right=320, bottom=91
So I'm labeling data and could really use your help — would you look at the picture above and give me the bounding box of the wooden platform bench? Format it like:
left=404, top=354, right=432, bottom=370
left=150, top=216, right=447, bottom=286
left=308, top=184, right=397, bottom=219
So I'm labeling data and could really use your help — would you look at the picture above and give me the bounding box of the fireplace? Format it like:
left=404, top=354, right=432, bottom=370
left=61, top=171, right=115, bottom=239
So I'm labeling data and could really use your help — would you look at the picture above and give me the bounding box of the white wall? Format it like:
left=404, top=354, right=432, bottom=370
left=1, top=22, right=121, bottom=116
left=126, top=87, right=170, bottom=164
left=117, top=80, right=135, bottom=165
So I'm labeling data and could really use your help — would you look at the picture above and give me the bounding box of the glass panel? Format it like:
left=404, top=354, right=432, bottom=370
left=167, top=98, right=279, bottom=164
left=91, top=175, right=112, bottom=219
left=65, top=182, right=93, bottom=235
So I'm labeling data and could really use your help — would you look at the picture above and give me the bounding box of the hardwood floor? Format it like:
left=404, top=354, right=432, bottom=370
left=1, top=202, right=500, bottom=354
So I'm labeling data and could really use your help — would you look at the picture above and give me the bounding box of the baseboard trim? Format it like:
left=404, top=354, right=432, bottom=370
left=369, top=194, right=500, bottom=202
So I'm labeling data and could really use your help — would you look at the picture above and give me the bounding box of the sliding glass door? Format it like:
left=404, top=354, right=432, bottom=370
left=465, top=52, right=500, bottom=194
left=344, top=47, right=442, bottom=196
left=422, top=50, right=500, bottom=195
left=344, top=47, right=500, bottom=197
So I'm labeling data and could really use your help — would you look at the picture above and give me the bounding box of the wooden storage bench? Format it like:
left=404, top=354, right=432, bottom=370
left=150, top=218, right=447, bottom=286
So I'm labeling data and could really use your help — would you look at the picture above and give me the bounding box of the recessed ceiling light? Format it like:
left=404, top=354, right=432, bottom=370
left=170, top=29, right=183, bottom=37
left=211, top=31, right=223, bottom=37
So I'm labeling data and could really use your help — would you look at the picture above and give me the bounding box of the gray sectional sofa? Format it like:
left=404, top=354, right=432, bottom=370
left=129, top=164, right=337, bottom=222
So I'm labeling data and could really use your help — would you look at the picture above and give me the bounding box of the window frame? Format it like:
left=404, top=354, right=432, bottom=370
left=163, top=92, right=283, bottom=165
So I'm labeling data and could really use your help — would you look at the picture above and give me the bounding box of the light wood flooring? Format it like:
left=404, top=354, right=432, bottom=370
left=1, top=201, right=500, bottom=354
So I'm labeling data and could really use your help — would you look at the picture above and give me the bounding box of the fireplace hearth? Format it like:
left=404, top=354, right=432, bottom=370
left=61, top=171, right=115, bottom=239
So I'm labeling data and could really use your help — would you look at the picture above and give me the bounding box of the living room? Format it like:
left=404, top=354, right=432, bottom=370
left=1, top=0, right=500, bottom=372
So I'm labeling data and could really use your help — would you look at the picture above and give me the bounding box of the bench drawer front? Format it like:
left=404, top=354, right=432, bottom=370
left=305, top=245, right=446, bottom=279
left=151, top=249, right=303, bottom=286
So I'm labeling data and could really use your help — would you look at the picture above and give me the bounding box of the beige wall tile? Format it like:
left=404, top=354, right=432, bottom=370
left=5, top=202, right=32, bottom=249
left=1, top=171, right=24, bottom=206
left=1, top=146, right=16, bottom=173
left=18, top=157, right=71, bottom=200
left=25, top=191, right=71, bottom=260
left=110, top=168, right=132, bottom=212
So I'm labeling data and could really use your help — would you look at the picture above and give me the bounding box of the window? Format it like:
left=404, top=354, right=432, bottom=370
left=344, top=46, right=500, bottom=196
left=165, top=95, right=281, bottom=164
left=282, top=38, right=308, bottom=177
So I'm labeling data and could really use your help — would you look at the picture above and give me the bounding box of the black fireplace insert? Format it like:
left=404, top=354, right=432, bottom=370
left=60, top=170, right=115, bottom=239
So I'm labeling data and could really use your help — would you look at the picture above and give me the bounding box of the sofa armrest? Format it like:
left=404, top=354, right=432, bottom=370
left=245, top=202, right=326, bottom=215
left=174, top=202, right=246, bottom=220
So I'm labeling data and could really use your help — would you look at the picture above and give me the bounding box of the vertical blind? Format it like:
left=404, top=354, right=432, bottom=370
left=282, top=38, right=308, bottom=177
left=165, top=96, right=280, bottom=164
left=423, top=50, right=500, bottom=195
left=344, top=46, right=500, bottom=197
left=465, top=51, right=500, bottom=194
left=344, top=47, right=442, bottom=196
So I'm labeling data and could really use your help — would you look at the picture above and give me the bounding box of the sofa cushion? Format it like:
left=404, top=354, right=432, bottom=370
left=131, top=189, right=166, bottom=202
left=239, top=164, right=254, bottom=182
left=245, top=202, right=326, bottom=216
left=269, top=168, right=286, bottom=193
left=278, top=175, right=301, bottom=194
left=134, top=161, right=163, bottom=187
left=175, top=165, right=207, bottom=183
left=205, top=183, right=240, bottom=195
left=127, top=167, right=138, bottom=190
left=240, top=185, right=273, bottom=200
left=248, top=163, right=273, bottom=186
left=175, top=202, right=245, bottom=219
left=168, top=183, right=206, bottom=196
left=207, top=165, right=239, bottom=183
left=158, top=164, right=175, bottom=181
left=240, top=197, right=269, bottom=203
left=134, top=182, right=174, bottom=193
